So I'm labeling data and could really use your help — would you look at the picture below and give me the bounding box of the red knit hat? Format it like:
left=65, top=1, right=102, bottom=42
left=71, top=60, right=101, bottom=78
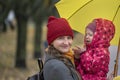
left=47, top=16, right=73, bottom=45
left=86, top=20, right=96, bottom=33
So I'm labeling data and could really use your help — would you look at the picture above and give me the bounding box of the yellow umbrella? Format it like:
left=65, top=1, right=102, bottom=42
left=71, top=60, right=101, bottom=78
left=114, top=76, right=120, bottom=80
left=55, top=0, right=120, bottom=45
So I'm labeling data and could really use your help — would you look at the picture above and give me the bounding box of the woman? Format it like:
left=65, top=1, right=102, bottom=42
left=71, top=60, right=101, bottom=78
left=43, top=16, right=81, bottom=80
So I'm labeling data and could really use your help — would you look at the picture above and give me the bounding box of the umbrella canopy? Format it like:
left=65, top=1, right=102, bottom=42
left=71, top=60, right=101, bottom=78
left=55, top=0, right=120, bottom=45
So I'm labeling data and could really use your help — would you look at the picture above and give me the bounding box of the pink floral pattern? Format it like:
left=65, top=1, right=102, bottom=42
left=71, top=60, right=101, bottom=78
left=75, top=18, right=115, bottom=80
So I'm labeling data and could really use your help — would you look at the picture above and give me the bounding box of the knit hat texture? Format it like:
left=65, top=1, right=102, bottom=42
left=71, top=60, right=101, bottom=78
left=47, top=16, right=73, bottom=45
left=86, top=20, right=96, bottom=33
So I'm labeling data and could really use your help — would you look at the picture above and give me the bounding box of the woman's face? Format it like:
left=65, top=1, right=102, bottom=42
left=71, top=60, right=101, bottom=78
left=52, top=36, right=73, bottom=53
left=85, top=28, right=94, bottom=44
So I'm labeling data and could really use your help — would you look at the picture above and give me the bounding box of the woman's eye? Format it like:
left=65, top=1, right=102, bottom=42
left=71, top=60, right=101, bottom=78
left=67, top=36, right=72, bottom=39
left=57, top=37, right=64, bottom=40
left=57, top=36, right=72, bottom=40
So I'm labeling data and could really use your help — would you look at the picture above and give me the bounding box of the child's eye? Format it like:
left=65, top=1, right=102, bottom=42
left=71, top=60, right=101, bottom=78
left=89, top=34, right=93, bottom=36
left=86, top=33, right=93, bottom=37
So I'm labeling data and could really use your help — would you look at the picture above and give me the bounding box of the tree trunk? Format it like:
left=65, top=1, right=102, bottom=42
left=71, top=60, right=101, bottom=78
left=15, top=14, right=27, bottom=68
left=34, top=18, right=44, bottom=58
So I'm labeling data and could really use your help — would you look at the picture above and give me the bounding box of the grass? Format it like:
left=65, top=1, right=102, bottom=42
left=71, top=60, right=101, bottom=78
left=0, top=23, right=41, bottom=80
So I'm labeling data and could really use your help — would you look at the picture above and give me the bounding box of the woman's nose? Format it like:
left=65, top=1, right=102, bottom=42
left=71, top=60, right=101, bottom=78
left=63, top=39, right=69, bottom=44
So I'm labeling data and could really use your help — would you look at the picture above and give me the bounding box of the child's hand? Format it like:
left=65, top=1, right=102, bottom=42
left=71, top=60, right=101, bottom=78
left=72, top=46, right=86, bottom=59
left=73, top=46, right=86, bottom=54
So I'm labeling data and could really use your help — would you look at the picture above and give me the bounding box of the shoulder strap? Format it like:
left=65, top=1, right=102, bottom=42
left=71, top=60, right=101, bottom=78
left=38, top=58, right=43, bottom=72
left=37, top=58, right=56, bottom=71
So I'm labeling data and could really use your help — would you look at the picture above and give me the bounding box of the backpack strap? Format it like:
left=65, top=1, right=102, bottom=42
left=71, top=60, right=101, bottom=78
left=37, top=58, right=56, bottom=72
left=38, top=58, right=43, bottom=72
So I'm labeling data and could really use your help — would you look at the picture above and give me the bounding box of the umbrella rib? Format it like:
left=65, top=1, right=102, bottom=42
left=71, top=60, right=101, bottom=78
left=68, top=0, right=93, bottom=20
left=113, top=37, right=120, bottom=77
left=112, top=5, right=120, bottom=22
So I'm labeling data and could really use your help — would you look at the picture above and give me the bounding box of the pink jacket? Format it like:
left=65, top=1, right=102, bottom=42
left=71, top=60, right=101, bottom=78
left=75, top=18, right=115, bottom=80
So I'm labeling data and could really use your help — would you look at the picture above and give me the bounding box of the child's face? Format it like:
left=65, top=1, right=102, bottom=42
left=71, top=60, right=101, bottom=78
left=85, top=28, right=94, bottom=44
left=52, top=36, right=73, bottom=53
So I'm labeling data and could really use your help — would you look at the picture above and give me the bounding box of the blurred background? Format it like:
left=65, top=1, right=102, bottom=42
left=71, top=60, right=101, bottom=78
left=0, top=0, right=119, bottom=80
left=0, top=0, right=84, bottom=80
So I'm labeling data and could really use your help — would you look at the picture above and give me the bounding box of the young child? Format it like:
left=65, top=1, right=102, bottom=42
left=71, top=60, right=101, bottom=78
left=73, top=18, right=115, bottom=80
left=43, top=16, right=81, bottom=80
